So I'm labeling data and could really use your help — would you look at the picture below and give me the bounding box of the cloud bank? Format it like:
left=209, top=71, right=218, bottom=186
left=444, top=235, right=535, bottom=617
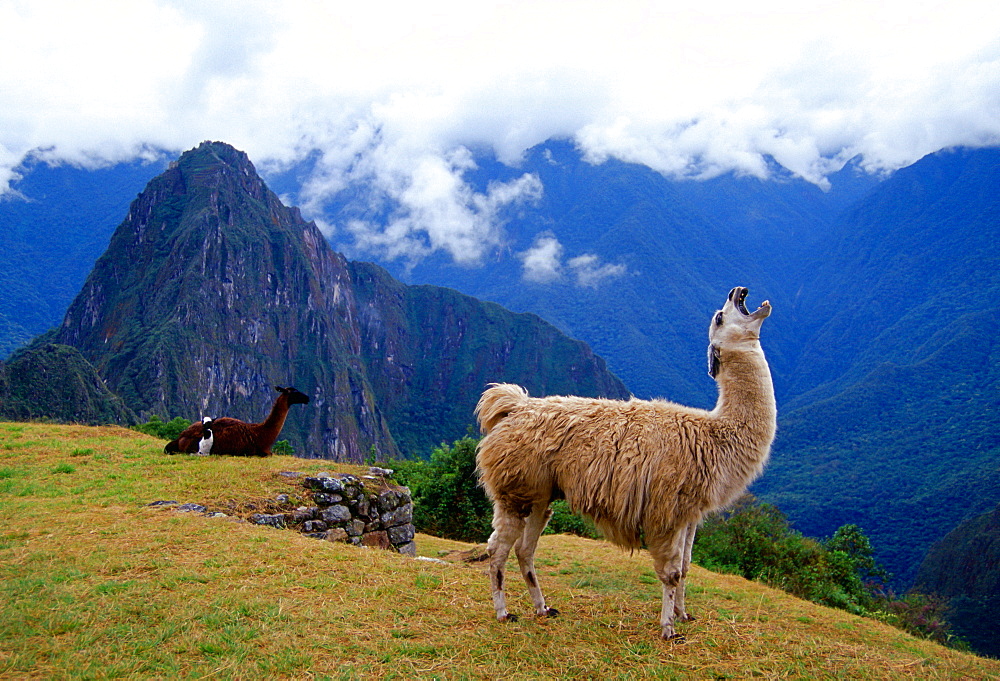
left=3, top=0, right=999, bottom=266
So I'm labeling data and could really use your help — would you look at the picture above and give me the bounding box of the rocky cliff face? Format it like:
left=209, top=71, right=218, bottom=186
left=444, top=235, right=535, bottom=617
left=56, top=142, right=396, bottom=459
left=52, top=141, right=627, bottom=459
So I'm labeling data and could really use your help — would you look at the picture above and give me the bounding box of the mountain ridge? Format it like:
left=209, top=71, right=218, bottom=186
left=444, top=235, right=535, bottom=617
left=9, top=141, right=628, bottom=461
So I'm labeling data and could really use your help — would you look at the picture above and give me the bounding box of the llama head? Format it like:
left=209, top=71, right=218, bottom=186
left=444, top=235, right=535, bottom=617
left=707, top=286, right=771, bottom=378
left=274, top=385, right=311, bottom=405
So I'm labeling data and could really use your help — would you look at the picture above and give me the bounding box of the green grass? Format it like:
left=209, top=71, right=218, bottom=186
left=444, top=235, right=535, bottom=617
left=1, top=422, right=998, bottom=679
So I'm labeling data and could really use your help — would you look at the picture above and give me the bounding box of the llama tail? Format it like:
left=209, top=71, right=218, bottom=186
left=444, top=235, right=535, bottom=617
left=475, top=383, right=529, bottom=434
left=164, top=439, right=180, bottom=454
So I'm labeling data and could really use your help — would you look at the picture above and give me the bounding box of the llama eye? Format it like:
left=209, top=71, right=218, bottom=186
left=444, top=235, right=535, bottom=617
left=715, top=312, right=724, bottom=326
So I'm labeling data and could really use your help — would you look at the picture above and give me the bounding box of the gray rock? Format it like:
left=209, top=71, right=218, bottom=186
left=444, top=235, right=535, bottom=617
left=376, top=489, right=404, bottom=513
left=250, top=513, right=287, bottom=529
left=381, top=502, right=413, bottom=528
left=396, top=541, right=417, bottom=557
left=346, top=519, right=366, bottom=537
left=147, top=500, right=179, bottom=507
left=292, top=507, right=318, bottom=522
left=303, top=520, right=327, bottom=533
left=177, top=503, right=207, bottom=513
left=356, top=497, right=371, bottom=518
left=387, top=523, right=415, bottom=545
left=312, top=492, right=343, bottom=506
left=304, top=476, right=344, bottom=494
left=320, top=505, right=352, bottom=524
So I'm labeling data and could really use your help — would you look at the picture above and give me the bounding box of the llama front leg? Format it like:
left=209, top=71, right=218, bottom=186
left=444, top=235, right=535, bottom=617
left=673, top=521, right=698, bottom=623
left=650, top=531, right=688, bottom=641
left=487, top=510, right=525, bottom=622
left=515, top=505, right=558, bottom=617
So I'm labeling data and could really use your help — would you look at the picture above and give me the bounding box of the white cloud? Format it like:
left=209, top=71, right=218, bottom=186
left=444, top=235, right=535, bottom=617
left=520, top=235, right=626, bottom=286
left=567, top=254, right=627, bottom=288
left=520, top=234, right=564, bottom=284
left=2, top=0, right=999, bottom=264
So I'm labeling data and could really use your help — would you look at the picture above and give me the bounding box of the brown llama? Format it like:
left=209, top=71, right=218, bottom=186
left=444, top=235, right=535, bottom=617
left=475, top=287, right=776, bottom=641
left=164, top=386, right=310, bottom=457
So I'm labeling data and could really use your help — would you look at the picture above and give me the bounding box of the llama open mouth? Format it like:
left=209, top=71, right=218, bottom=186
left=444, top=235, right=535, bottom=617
left=733, top=287, right=750, bottom=315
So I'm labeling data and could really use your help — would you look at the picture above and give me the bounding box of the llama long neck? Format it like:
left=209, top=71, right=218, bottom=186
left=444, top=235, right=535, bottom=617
left=258, top=394, right=291, bottom=444
left=712, top=344, right=777, bottom=443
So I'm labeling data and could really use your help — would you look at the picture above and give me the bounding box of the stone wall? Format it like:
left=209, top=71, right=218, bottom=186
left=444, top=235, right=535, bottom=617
left=247, top=469, right=416, bottom=555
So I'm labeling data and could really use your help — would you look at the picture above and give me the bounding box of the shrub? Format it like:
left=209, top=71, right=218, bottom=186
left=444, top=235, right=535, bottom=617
left=271, top=440, right=294, bottom=456
left=875, top=592, right=966, bottom=649
left=133, top=415, right=191, bottom=440
left=693, top=495, right=886, bottom=615
left=393, top=437, right=494, bottom=543
left=393, top=437, right=607, bottom=543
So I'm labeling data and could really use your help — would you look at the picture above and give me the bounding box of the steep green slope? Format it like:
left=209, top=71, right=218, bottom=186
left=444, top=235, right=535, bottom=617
left=0, top=342, right=136, bottom=425
left=757, top=148, right=1000, bottom=587
left=350, top=260, right=628, bottom=454
left=914, top=503, right=1000, bottom=658
left=25, top=142, right=625, bottom=460
left=52, top=142, right=395, bottom=460
left=0, top=157, right=165, bottom=357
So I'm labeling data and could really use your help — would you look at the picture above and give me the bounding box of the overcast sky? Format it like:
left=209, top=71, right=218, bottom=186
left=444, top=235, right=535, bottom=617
left=3, top=0, right=998, bottom=265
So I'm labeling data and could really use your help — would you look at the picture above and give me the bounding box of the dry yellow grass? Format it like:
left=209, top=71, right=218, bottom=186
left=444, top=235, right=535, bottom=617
left=1, top=422, right=997, bottom=679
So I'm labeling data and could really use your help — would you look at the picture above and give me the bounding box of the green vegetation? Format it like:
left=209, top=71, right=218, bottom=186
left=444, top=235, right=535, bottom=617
left=1, top=422, right=997, bottom=679
left=693, top=495, right=886, bottom=615
left=0, top=343, right=135, bottom=425
left=393, top=437, right=494, bottom=543
left=694, top=495, right=969, bottom=652
left=132, top=415, right=193, bottom=441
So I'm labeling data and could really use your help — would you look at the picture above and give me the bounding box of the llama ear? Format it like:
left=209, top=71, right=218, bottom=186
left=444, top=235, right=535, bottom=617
left=274, top=385, right=285, bottom=392
left=707, top=344, right=721, bottom=379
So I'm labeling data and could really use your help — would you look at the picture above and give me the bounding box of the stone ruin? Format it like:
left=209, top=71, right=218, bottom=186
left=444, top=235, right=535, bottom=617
left=152, top=468, right=416, bottom=556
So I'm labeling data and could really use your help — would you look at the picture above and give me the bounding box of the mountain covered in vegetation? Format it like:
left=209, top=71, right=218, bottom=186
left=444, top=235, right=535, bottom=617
left=10, top=142, right=626, bottom=460
left=313, top=142, right=1000, bottom=589
left=0, top=342, right=136, bottom=425
left=1, top=140, right=997, bottom=592
left=914, top=502, right=1000, bottom=658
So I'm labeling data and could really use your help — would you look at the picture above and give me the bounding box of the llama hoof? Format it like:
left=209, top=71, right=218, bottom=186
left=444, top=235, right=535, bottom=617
left=543, top=607, right=559, bottom=617
left=499, top=613, right=519, bottom=623
left=677, top=612, right=696, bottom=623
left=662, top=632, right=686, bottom=644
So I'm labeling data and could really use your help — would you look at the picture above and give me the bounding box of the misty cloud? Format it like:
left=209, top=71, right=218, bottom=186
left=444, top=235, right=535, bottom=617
left=567, top=254, right=627, bottom=288
left=520, top=234, right=564, bottom=283
left=2, top=1, right=999, bottom=268
left=520, top=235, right=626, bottom=287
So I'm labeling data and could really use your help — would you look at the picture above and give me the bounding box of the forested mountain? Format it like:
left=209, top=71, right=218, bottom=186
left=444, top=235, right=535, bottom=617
left=0, top=140, right=996, bottom=590
left=913, top=502, right=1000, bottom=658
left=7, top=142, right=626, bottom=460
left=0, top=157, right=165, bottom=357
left=758, top=148, right=1000, bottom=586
left=313, top=142, right=999, bottom=587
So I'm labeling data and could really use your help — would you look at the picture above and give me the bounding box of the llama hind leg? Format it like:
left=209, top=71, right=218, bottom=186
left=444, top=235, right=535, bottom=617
left=487, top=509, right=525, bottom=622
left=673, top=521, right=698, bottom=623
left=515, top=504, right=558, bottom=617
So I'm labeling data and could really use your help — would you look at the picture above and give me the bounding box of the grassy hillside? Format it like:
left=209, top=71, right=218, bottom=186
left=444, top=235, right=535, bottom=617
left=1, top=423, right=996, bottom=679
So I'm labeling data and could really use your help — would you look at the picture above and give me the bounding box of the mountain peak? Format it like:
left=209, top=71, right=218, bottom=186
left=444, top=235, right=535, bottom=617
left=47, top=142, right=627, bottom=459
